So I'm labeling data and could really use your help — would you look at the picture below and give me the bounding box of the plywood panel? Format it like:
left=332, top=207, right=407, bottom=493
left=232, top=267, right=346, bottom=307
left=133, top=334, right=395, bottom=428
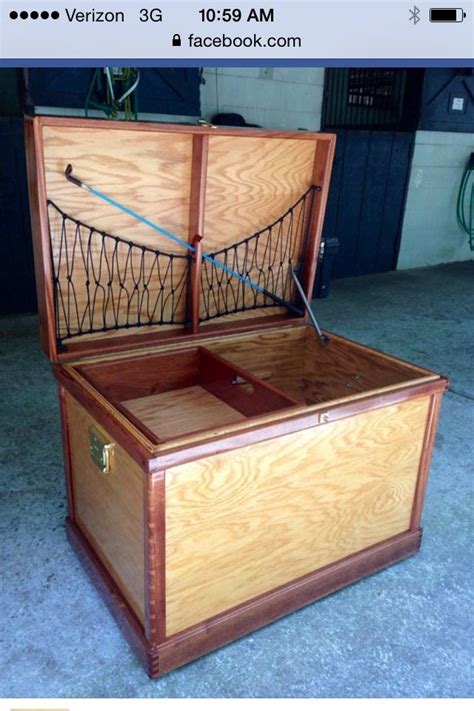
left=43, top=126, right=193, bottom=248
left=67, top=394, right=146, bottom=624
left=300, top=328, right=423, bottom=404
left=207, top=325, right=307, bottom=399
left=208, top=325, right=426, bottom=405
left=123, top=386, right=245, bottom=441
left=204, top=135, right=316, bottom=249
left=42, top=126, right=193, bottom=339
left=165, top=396, right=430, bottom=635
left=201, top=135, right=317, bottom=320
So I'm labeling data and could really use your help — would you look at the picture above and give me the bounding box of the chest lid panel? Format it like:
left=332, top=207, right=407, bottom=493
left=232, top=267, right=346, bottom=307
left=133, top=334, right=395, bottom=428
left=25, top=116, right=336, bottom=362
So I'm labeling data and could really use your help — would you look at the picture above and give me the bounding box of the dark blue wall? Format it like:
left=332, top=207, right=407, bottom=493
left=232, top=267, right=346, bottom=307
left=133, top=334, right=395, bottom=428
left=25, top=68, right=201, bottom=116
left=0, top=118, right=36, bottom=314
left=419, top=69, right=474, bottom=133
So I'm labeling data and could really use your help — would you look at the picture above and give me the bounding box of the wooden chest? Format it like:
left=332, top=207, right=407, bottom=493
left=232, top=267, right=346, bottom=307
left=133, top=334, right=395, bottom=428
left=25, top=116, right=447, bottom=678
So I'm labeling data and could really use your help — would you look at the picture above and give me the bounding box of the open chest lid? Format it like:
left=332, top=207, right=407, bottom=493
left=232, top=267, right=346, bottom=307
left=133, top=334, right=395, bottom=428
left=25, top=116, right=336, bottom=363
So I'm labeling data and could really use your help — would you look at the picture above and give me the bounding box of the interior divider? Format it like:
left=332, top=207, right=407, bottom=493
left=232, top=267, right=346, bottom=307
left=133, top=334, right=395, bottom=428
left=199, top=347, right=301, bottom=418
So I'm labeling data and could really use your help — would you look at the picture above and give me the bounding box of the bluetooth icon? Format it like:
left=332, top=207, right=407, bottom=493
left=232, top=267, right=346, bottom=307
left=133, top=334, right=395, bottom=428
left=409, top=5, right=421, bottom=24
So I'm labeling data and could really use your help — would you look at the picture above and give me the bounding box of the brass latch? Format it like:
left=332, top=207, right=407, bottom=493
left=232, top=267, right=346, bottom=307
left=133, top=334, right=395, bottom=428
left=88, top=425, right=115, bottom=474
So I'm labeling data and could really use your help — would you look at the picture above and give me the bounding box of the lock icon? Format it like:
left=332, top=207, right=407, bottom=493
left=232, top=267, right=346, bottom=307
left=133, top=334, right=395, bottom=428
left=172, top=34, right=182, bottom=47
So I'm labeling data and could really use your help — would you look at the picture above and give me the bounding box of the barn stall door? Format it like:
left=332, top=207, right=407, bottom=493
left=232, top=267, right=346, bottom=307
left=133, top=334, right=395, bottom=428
left=320, top=68, right=422, bottom=280
left=322, top=129, right=415, bottom=279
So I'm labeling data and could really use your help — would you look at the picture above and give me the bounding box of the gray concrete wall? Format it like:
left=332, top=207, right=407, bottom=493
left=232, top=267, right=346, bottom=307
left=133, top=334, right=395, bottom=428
left=397, top=131, right=473, bottom=269
left=200, top=67, right=325, bottom=131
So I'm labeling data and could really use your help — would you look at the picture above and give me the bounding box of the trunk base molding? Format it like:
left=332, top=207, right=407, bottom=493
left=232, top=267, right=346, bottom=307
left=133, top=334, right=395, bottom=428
left=66, top=517, right=422, bottom=678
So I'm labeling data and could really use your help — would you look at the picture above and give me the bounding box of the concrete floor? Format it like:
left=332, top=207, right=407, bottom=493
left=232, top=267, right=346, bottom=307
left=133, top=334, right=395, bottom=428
left=0, top=262, right=472, bottom=698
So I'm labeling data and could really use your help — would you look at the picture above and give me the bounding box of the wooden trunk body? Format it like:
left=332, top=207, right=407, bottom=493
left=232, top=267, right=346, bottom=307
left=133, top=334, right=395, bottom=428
left=25, top=116, right=447, bottom=678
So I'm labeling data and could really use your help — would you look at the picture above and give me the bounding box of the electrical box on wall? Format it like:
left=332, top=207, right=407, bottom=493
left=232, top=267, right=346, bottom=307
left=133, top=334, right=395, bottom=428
left=449, top=94, right=467, bottom=114
left=420, top=69, right=473, bottom=131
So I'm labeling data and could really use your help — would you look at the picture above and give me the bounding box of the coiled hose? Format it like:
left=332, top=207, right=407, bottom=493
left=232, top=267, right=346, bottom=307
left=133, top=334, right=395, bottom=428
left=457, top=152, right=474, bottom=251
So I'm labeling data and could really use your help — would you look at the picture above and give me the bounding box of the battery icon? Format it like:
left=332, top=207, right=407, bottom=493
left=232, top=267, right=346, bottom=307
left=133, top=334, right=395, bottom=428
left=429, top=8, right=466, bottom=21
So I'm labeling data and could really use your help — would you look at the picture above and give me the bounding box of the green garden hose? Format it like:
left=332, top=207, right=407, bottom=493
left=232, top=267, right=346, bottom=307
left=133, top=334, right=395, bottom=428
left=457, top=152, right=474, bottom=251
left=85, top=68, right=139, bottom=120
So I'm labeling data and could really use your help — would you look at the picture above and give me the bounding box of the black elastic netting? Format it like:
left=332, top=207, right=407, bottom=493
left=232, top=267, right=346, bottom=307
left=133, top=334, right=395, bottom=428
left=47, top=201, right=191, bottom=344
left=47, top=185, right=318, bottom=344
left=200, top=185, right=318, bottom=321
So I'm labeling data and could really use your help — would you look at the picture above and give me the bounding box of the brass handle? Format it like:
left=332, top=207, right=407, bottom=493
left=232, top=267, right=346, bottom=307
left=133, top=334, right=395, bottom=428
left=88, top=425, right=115, bottom=474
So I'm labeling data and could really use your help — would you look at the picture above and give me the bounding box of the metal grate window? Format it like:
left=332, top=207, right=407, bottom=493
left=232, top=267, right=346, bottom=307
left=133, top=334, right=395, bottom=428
left=322, top=69, right=424, bottom=131
left=347, top=69, right=397, bottom=110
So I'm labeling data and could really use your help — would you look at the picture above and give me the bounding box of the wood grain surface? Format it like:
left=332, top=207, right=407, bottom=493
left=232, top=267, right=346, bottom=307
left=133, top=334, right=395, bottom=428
left=67, top=393, right=146, bottom=623
left=78, top=347, right=201, bottom=402
left=208, top=325, right=307, bottom=398
left=299, top=328, right=422, bottom=403
left=200, top=135, right=317, bottom=319
left=119, top=346, right=299, bottom=441
left=43, top=126, right=193, bottom=248
left=124, top=385, right=245, bottom=441
left=301, top=137, right=336, bottom=300
left=209, top=325, right=424, bottom=404
left=42, top=126, right=193, bottom=338
left=204, top=135, right=316, bottom=249
left=59, top=322, right=441, bottom=462
left=25, top=118, right=59, bottom=360
left=165, top=396, right=430, bottom=635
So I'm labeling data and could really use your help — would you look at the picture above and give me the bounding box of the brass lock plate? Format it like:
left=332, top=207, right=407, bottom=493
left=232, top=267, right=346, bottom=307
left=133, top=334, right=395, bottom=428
left=88, top=425, right=114, bottom=474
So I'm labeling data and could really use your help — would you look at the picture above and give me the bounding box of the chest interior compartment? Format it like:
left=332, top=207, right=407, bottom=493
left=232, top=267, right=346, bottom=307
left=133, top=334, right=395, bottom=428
left=75, top=345, right=300, bottom=443
left=73, top=323, right=434, bottom=445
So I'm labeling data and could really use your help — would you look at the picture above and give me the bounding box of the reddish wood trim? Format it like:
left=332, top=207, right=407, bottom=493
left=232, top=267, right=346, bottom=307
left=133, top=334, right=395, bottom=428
left=56, top=352, right=445, bottom=475
left=77, top=347, right=200, bottom=397
left=189, top=235, right=204, bottom=335
left=200, top=347, right=301, bottom=416
left=58, top=384, right=75, bottom=521
left=34, top=115, right=336, bottom=142
left=65, top=517, right=149, bottom=669
left=410, top=391, right=444, bottom=530
left=66, top=514, right=422, bottom=678
left=54, top=366, right=154, bottom=470
left=157, top=529, right=422, bottom=676
left=31, top=115, right=333, bottom=364
left=189, top=134, right=209, bottom=239
left=149, top=378, right=447, bottom=471
left=24, top=117, right=58, bottom=361
left=74, top=345, right=299, bottom=444
left=144, top=471, right=166, bottom=645
left=56, top=315, right=303, bottom=363
left=102, top=400, right=161, bottom=446
left=72, top=371, right=163, bottom=446
left=86, top=345, right=299, bottom=443
left=302, top=135, right=337, bottom=302
left=186, top=133, right=208, bottom=335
